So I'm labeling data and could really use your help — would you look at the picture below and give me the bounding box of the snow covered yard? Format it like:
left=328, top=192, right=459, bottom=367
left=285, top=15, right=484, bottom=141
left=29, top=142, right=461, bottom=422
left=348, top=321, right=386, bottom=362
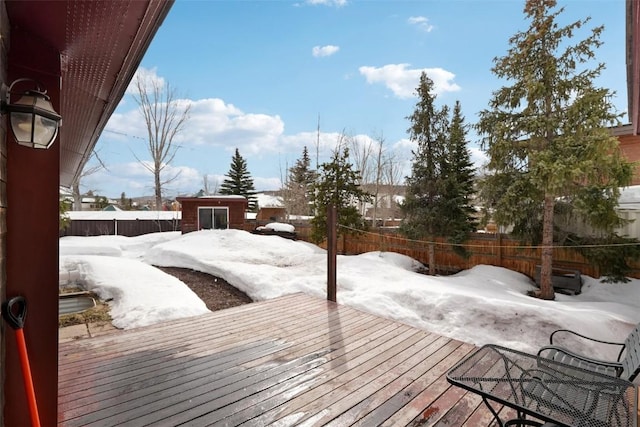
left=59, top=229, right=640, bottom=360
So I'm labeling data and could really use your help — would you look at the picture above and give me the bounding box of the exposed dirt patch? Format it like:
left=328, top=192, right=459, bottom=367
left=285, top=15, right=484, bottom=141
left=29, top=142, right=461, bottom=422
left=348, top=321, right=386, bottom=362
left=158, top=267, right=253, bottom=311
left=59, top=267, right=252, bottom=328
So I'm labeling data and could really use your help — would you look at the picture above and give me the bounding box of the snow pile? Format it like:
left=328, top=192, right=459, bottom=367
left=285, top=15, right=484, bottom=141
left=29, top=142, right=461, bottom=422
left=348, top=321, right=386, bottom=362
left=59, top=230, right=640, bottom=359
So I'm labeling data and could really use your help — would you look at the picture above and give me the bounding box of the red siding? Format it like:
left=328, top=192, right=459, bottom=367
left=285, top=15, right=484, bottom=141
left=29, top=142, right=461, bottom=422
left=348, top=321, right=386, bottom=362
left=618, top=133, right=640, bottom=185
left=257, top=207, right=286, bottom=222
left=4, top=28, right=61, bottom=426
left=177, top=197, right=248, bottom=233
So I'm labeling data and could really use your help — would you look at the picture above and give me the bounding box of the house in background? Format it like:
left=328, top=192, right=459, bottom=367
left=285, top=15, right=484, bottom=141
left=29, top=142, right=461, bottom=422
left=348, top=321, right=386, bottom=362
left=620, top=0, right=640, bottom=181
left=177, top=196, right=248, bottom=233
left=257, top=206, right=287, bottom=222
left=614, top=124, right=640, bottom=185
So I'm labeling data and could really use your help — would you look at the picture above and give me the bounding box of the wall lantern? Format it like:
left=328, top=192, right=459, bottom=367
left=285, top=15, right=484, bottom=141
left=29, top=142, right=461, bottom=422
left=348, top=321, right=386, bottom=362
left=1, top=78, right=61, bottom=149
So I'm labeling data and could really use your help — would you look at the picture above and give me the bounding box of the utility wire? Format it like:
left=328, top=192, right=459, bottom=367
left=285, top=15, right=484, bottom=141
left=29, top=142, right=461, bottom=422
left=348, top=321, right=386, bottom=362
left=104, top=129, right=146, bottom=141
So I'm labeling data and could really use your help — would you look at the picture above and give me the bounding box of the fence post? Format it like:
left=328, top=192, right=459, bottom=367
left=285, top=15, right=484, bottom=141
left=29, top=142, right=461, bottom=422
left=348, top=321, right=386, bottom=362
left=327, top=205, right=337, bottom=302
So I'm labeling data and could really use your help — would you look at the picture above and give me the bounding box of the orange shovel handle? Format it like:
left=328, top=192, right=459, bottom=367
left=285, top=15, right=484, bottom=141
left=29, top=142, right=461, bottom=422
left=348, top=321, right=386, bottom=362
left=15, top=328, right=41, bottom=427
left=2, top=296, right=40, bottom=427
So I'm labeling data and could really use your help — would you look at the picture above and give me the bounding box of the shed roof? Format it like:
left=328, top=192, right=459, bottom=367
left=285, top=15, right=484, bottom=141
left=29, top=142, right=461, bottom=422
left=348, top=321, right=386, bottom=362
left=67, top=210, right=181, bottom=221
left=177, top=196, right=248, bottom=202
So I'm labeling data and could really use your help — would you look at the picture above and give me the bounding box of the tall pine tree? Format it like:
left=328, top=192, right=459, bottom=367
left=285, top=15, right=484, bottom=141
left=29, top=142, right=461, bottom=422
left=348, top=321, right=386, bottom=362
left=310, top=146, right=371, bottom=243
left=400, top=72, right=451, bottom=274
left=441, top=101, right=477, bottom=254
left=219, top=148, right=257, bottom=210
left=477, top=0, right=633, bottom=299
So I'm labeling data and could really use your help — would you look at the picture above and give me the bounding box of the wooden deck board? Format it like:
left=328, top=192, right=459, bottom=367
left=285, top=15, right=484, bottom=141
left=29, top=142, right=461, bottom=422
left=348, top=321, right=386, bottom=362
left=194, top=323, right=417, bottom=426
left=59, top=302, right=351, bottom=404
left=58, top=293, right=485, bottom=426
left=233, top=329, right=433, bottom=427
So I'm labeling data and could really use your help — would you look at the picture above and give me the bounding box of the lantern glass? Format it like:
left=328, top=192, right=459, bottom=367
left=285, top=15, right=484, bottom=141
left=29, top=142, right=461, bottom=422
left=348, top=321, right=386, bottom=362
left=7, top=90, right=60, bottom=148
left=11, top=112, right=59, bottom=148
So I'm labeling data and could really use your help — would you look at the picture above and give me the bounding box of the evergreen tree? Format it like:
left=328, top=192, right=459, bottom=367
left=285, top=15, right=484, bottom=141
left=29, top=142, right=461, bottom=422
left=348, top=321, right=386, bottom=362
left=219, top=148, right=257, bottom=210
left=284, top=146, right=317, bottom=216
left=310, top=146, right=371, bottom=243
left=119, top=192, right=133, bottom=210
left=441, top=101, right=478, bottom=254
left=95, top=196, right=109, bottom=210
left=400, top=72, right=452, bottom=274
left=477, top=0, right=633, bottom=299
left=59, top=199, right=71, bottom=230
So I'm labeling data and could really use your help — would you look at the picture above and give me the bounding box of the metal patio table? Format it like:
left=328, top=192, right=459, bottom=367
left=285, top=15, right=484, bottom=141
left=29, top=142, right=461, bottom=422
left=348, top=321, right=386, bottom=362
left=447, top=344, right=637, bottom=427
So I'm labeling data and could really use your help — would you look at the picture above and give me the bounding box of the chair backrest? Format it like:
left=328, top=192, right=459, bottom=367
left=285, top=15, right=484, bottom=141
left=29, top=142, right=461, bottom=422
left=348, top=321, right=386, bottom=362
left=621, top=325, right=640, bottom=381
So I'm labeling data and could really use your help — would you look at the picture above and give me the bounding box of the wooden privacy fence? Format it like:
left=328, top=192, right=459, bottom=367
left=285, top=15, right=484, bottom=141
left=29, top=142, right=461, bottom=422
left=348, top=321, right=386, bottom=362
left=60, top=218, right=181, bottom=237
left=294, top=225, right=640, bottom=280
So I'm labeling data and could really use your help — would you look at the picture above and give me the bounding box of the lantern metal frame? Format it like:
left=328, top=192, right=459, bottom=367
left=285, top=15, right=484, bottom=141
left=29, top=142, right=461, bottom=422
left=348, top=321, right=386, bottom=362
left=1, top=78, right=62, bottom=149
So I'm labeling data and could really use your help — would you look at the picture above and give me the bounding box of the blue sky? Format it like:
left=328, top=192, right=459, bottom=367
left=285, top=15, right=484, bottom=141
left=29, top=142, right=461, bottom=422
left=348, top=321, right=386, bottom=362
left=83, top=0, right=628, bottom=199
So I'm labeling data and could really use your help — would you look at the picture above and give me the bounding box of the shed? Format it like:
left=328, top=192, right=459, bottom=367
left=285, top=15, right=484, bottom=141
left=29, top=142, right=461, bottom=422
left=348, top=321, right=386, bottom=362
left=177, top=196, right=248, bottom=233
left=257, top=206, right=287, bottom=222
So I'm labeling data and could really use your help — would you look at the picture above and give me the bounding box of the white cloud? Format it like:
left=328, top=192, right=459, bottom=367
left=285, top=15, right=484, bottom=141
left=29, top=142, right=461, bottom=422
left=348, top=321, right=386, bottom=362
left=81, top=164, right=149, bottom=196
left=280, top=131, right=363, bottom=163
left=161, top=165, right=205, bottom=195
left=391, top=138, right=489, bottom=178
left=469, top=146, right=489, bottom=171
left=105, top=111, right=146, bottom=140
left=359, top=63, right=461, bottom=99
left=254, top=176, right=282, bottom=191
left=392, top=137, right=415, bottom=152
left=82, top=161, right=206, bottom=198
left=408, top=16, right=434, bottom=32
left=175, top=98, right=285, bottom=156
left=125, top=67, right=166, bottom=95
left=312, top=45, right=340, bottom=57
left=107, top=97, right=286, bottom=157
left=306, top=0, right=347, bottom=6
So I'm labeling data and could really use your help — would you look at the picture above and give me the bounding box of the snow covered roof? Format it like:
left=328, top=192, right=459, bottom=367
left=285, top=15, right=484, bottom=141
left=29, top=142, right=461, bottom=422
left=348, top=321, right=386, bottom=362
left=619, top=185, right=640, bottom=206
left=256, top=193, right=284, bottom=208
left=177, top=195, right=246, bottom=200
left=67, top=211, right=181, bottom=221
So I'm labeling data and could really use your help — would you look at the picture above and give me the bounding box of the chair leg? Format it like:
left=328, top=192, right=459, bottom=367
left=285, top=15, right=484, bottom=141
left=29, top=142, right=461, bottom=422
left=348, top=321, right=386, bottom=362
left=504, top=419, right=557, bottom=426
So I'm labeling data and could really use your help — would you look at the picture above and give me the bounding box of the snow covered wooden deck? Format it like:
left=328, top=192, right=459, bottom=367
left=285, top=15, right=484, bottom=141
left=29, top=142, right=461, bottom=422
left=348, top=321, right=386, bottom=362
left=57, top=293, right=507, bottom=426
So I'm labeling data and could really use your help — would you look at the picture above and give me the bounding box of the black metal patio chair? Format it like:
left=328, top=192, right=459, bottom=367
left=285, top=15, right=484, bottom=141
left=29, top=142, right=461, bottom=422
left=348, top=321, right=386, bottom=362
left=537, top=323, right=640, bottom=382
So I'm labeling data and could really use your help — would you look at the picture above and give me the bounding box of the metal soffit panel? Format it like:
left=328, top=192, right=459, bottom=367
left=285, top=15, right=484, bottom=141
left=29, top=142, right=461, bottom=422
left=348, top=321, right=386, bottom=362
left=60, top=0, right=139, bottom=187
left=5, top=0, right=173, bottom=187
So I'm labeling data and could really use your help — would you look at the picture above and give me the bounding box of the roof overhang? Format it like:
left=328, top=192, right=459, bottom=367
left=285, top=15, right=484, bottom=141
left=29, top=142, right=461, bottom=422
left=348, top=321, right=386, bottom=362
left=5, top=0, right=174, bottom=186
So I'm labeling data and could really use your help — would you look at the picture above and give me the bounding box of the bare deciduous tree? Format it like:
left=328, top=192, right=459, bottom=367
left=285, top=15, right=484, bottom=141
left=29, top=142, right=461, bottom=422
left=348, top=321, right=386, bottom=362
left=282, top=147, right=317, bottom=217
left=358, top=134, right=405, bottom=226
left=71, top=150, right=107, bottom=211
left=133, top=73, right=191, bottom=210
left=370, top=134, right=385, bottom=226
left=379, top=151, right=405, bottom=225
left=347, top=134, right=375, bottom=217
left=202, top=174, right=219, bottom=196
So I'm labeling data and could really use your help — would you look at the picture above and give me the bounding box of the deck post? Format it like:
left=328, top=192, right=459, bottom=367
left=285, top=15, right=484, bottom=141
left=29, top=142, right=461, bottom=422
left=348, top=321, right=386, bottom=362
left=327, top=205, right=337, bottom=302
